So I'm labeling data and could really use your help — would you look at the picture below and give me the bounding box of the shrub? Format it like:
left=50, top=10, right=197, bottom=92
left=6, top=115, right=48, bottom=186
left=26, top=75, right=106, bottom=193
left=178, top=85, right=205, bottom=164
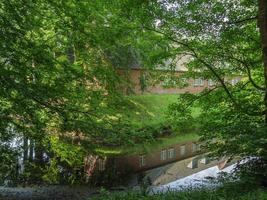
left=91, top=183, right=267, bottom=200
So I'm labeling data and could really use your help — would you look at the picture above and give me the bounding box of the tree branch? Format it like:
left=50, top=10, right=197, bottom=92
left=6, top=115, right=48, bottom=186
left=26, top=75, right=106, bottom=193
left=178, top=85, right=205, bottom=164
left=143, top=26, right=237, bottom=106
left=226, top=16, right=258, bottom=25
left=31, top=96, right=98, bottom=119
left=185, top=86, right=219, bottom=109
left=225, top=55, right=265, bottom=91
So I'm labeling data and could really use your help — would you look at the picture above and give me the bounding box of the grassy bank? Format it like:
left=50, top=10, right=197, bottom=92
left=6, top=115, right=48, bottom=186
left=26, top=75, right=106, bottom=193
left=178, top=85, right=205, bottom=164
left=122, top=94, right=200, bottom=127
left=95, top=94, right=200, bottom=156
left=122, top=94, right=179, bottom=128
left=95, top=132, right=199, bottom=156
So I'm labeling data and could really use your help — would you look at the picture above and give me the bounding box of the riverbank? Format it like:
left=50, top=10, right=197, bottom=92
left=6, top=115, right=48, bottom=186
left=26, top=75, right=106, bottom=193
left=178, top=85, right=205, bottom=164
left=0, top=185, right=98, bottom=200
left=91, top=186, right=267, bottom=200
left=94, top=94, right=200, bottom=157
left=0, top=160, right=242, bottom=200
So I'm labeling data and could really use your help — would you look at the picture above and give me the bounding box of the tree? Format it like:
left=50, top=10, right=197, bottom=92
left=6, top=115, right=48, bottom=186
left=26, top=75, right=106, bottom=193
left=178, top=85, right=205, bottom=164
left=0, top=0, right=162, bottom=184
left=258, top=0, right=267, bottom=123
left=130, top=0, right=267, bottom=180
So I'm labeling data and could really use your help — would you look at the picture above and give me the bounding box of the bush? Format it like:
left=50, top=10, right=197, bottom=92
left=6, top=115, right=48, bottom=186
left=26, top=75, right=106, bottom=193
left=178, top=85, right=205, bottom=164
left=234, top=157, right=267, bottom=186
left=91, top=183, right=267, bottom=200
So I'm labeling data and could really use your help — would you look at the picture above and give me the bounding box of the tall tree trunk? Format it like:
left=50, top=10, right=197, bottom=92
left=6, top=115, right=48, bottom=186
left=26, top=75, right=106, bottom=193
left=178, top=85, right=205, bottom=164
left=29, top=139, right=34, bottom=161
left=23, top=136, right=28, bottom=162
left=258, top=0, right=267, bottom=124
left=35, top=143, right=44, bottom=164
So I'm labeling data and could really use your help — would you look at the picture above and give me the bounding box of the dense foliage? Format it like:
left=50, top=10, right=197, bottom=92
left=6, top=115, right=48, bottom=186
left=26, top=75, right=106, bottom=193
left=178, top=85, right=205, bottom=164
left=0, top=0, right=167, bottom=185
left=137, top=0, right=267, bottom=181
left=1, top=0, right=267, bottom=188
left=92, top=184, right=267, bottom=200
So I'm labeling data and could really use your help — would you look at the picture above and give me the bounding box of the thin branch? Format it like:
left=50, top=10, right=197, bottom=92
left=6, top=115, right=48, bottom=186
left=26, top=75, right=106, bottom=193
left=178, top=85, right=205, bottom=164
left=143, top=26, right=237, bottom=106
left=31, top=96, right=98, bottom=119
left=232, top=81, right=250, bottom=94
left=185, top=86, right=219, bottom=109
left=225, top=55, right=265, bottom=91
left=226, top=16, right=258, bottom=25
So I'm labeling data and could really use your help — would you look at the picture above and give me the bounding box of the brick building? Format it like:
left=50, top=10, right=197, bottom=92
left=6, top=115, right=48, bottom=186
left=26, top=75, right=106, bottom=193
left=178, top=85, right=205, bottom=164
left=87, top=140, right=201, bottom=177
left=116, top=53, right=241, bottom=95
left=85, top=57, right=241, bottom=177
left=117, top=68, right=214, bottom=94
left=113, top=140, right=200, bottom=172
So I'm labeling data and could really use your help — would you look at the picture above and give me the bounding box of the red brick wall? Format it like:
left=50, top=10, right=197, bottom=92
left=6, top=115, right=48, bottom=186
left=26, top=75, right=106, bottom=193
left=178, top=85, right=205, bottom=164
left=117, top=69, right=210, bottom=94
left=114, top=140, right=199, bottom=172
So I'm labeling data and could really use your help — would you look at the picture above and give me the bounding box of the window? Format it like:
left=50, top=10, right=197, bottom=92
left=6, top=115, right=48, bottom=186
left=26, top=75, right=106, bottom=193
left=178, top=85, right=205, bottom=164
left=231, top=78, right=239, bottom=85
left=139, top=155, right=146, bottom=167
left=180, top=145, right=186, bottom=156
left=181, top=78, right=188, bottom=83
left=194, top=78, right=204, bottom=86
left=161, top=77, right=177, bottom=87
left=161, top=149, right=167, bottom=161
left=208, top=79, right=214, bottom=86
left=192, top=143, right=197, bottom=152
left=98, top=159, right=106, bottom=171
left=197, top=144, right=201, bottom=151
left=181, top=78, right=188, bottom=86
left=168, top=148, right=175, bottom=159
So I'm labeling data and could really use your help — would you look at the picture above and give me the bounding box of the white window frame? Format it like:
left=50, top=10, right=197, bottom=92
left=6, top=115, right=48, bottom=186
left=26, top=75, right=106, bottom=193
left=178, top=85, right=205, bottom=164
left=139, top=155, right=146, bottom=167
left=231, top=78, right=239, bottom=85
left=161, top=149, right=167, bottom=161
left=197, top=144, right=201, bottom=151
left=161, top=77, right=177, bottom=87
left=194, top=78, right=204, bottom=86
left=208, top=79, right=214, bottom=86
left=192, top=143, right=197, bottom=153
left=168, top=148, right=175, bottom=159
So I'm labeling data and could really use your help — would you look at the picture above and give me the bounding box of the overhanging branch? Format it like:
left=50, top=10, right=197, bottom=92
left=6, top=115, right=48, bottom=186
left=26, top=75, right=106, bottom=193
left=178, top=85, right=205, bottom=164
left=226, top=16, right=258, bottom=25
left=185, top=86, right=219, bottom=110
left=224, top=55, right=265, bottom=91
left=143, top=26, right=237, bottom=106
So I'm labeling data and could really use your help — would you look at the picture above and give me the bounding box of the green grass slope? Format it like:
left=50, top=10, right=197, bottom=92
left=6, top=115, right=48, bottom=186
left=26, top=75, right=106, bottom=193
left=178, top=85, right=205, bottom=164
left=122, top=94, right=179, bottom=128
left=96, top=94, right=199, bottom=156
left=95, top=132, right=198, bottom=156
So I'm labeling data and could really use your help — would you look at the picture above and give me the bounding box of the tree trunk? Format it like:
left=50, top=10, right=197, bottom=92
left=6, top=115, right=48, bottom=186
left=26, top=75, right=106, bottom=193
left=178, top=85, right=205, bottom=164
left=258, top=0, right=267, bottom=124
left=23, top=136, right=28, bottom=162
left=35, top=144, right=44, bottom=164
left=29, top=139, right=34, bottom=161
